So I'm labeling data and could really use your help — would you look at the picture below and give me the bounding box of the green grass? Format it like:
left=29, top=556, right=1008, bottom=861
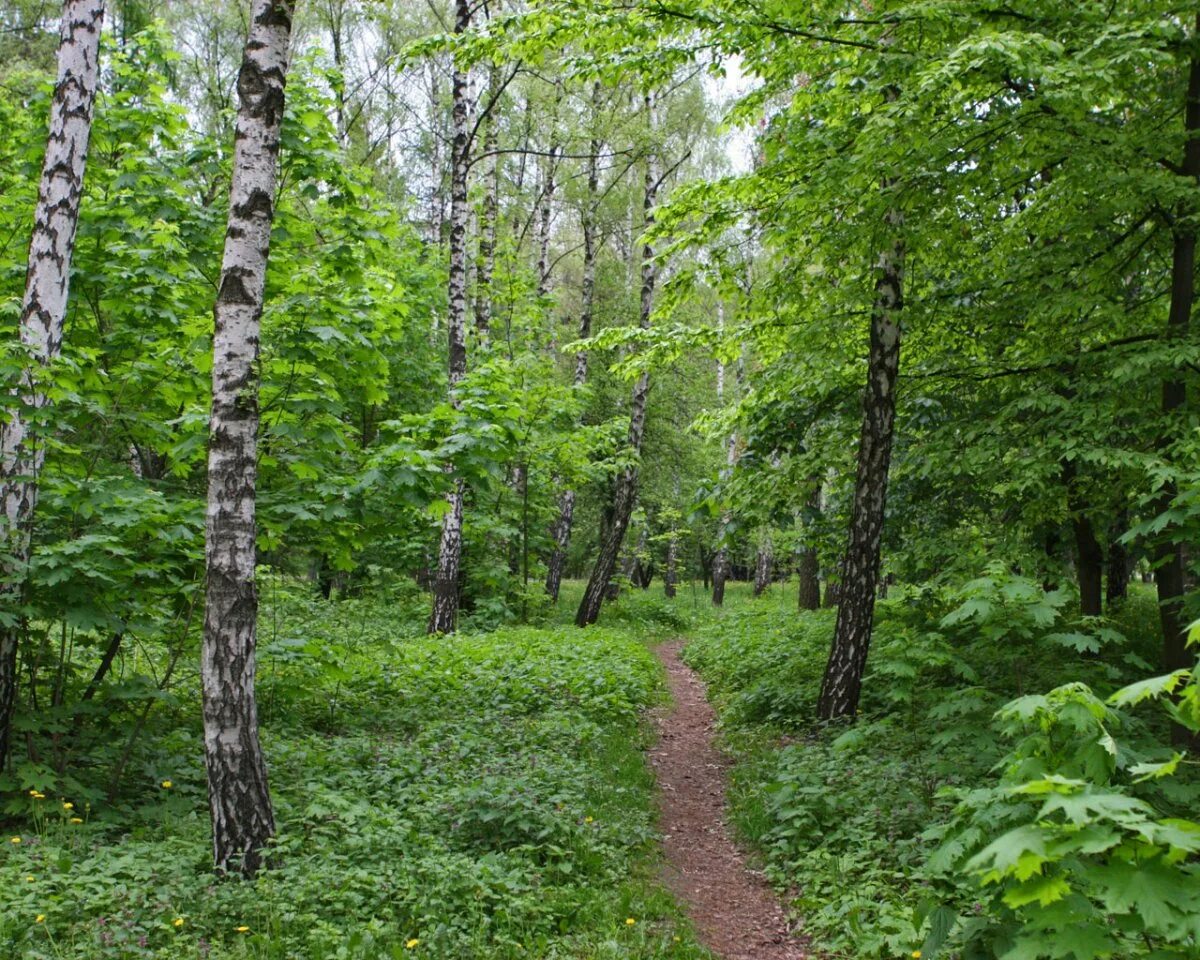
left=0, top=581, right=713, bottom=960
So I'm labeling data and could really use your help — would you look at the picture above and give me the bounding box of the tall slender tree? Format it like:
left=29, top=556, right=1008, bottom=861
left=474, top=64, right=500, bottom=340
left=202, top=0, right=295, bottom=875
left=0, top=0, right=106, bottom=773
left=546, top=82, right=602, bottom=602
left=817, top=86, right=904, bottom=721
left=428, top=0, right=472, bottom=634
left=576, top=92, right=658, bottom=627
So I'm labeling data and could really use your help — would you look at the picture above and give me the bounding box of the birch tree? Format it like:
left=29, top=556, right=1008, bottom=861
left=545, top=82, right=602, bottom=602
left=427, top=0, right=471, bottom=635
left=817, top=118, right=904, bottom=721
left=0, top=0, right=105, bottom=773
left=202, top=0, right=295, bottom=875
left=576, top=92, right=658, bottom=627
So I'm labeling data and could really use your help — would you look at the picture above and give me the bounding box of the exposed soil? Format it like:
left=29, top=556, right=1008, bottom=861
left=650, top=638, right=808, bottom=960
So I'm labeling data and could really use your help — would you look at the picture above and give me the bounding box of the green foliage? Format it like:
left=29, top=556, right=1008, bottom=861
left=685, top=576, right=1193, bottom=960
left=0, top=589, right=709, bottom=960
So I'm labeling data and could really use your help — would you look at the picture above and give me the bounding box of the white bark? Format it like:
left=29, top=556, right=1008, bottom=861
left=202, top=0, right=294, bottom=875
left=428, top=0, right=472, bottom=635
left=0, top=0, right=105, bottom=772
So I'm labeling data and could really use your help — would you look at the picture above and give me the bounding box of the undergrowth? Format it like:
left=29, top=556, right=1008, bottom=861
left=0, top=581, right=710, bottom=960
left=686, top=573, right=1200, bottom=960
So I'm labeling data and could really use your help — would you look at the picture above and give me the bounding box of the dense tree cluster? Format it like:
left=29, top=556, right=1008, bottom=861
left=0, top=3, right=1198, bottom=957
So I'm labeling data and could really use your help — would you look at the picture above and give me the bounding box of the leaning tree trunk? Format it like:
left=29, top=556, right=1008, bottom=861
left=0, top=0, right=105, bottom=774
left=428, top=0, right=472, bottom=635
left=1154, top=20, right=1200, bottom=708
left=798, top=483, right=822, bottom=611
left=817, top=167, right=904, bottom=722
left=576, top=94, right=658, bottom=627
left=545, top=85, right=600, bottom=602
left=201, top=0, right=294, bottom=876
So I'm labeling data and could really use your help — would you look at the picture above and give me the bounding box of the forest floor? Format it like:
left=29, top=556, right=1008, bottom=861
left=650, top=638, right=808, bottom=960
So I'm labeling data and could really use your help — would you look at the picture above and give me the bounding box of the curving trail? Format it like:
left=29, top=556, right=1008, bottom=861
left=650, top=638, right=809, bottom=960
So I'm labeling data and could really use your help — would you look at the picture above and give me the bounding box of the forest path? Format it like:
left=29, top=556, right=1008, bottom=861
left=650, top=638, right=808, bottom=960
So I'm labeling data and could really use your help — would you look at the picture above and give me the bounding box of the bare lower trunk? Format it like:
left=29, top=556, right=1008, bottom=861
left=711, top=546, right=728, bottom=606
left=753, top=533, right=773, bottom=597
left=1106, top=514, right=1130, bottom=607
left=818, top=166, right=903, bottom=722
left=0, top=0, right=105, bottom=773
left=1063, top=459, right=1104, bottom=618
left=664, top=534, right=678, bottom=598
left=546, top=84, right=600, bottom=603
left=798, top=484, right=821, bottom=611
left=202, top=0, right=294, bottom=876
left=576, top=94, right=658, bottom=627
left=428, top=0, right=471, bottom=635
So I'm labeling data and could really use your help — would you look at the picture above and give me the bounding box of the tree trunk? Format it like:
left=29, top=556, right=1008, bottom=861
left=474, top=64, right=499, bottom=340
left=202, top=0, right=293, bottom=876
left=798, top=484, right=821, bottom=611
left=753, top=532, right=773, bottom=597
left=545, top=85, right=601, bottom=603
left=664, top=533, right=678, bottom=598
left=817, top=164, right=903, bottom=722
left=576, top=93, right=658, bottom=627
left=0, top=0, right=105, bottom=774
left=1106, top=513, right=1130, bottom=607
left=1154, top=18, right=1200, bottom=696
left=428, top=0, right=472, bottom=635
left=1062, top=459, right=1104, bottom=618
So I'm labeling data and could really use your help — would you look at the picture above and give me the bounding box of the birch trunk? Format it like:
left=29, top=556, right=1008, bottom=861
left=0, top=0, right=105, bottom=774
left=202, top=0, right=293, bottom=876
left=753, top=532, right=773, bottom=597
left=664, top=533, right=678, bottom=598
left=712, top=314, right=741, bottom=607
left=545, top=84, right=601, bottom=602
left=576, top=93, right=658, bottom=627
left=817, top=161, right=904, bottom=722
left=428, top=0, right=472, bottom=635
left=474, top=64, right=499, bottom=340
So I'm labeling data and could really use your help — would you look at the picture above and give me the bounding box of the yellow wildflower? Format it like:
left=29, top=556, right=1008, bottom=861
left=912, top=952, right=922, bottom=959
left=236, top=926, right=250, bottom=933
left=35, top=915, right=45, bottom=924
left=161, top=780, right=173, bottom=789
left=584, top=816, right=593, bottom=823
left=69, top=817, right=83, bottom=824
left=26, top=876, right=34, bottom=883
left=625, top=918, right=636, bottom=926
left=9, top=836, right=20, bottom=844
left=173, top=918, right=184, bottom=928
left=406, top=939, right=420, bottom=949
left=63, top=802, right=73, bottom=810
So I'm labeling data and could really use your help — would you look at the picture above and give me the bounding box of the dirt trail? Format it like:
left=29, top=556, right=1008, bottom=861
left=650, top=638, right=808, bottom=960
